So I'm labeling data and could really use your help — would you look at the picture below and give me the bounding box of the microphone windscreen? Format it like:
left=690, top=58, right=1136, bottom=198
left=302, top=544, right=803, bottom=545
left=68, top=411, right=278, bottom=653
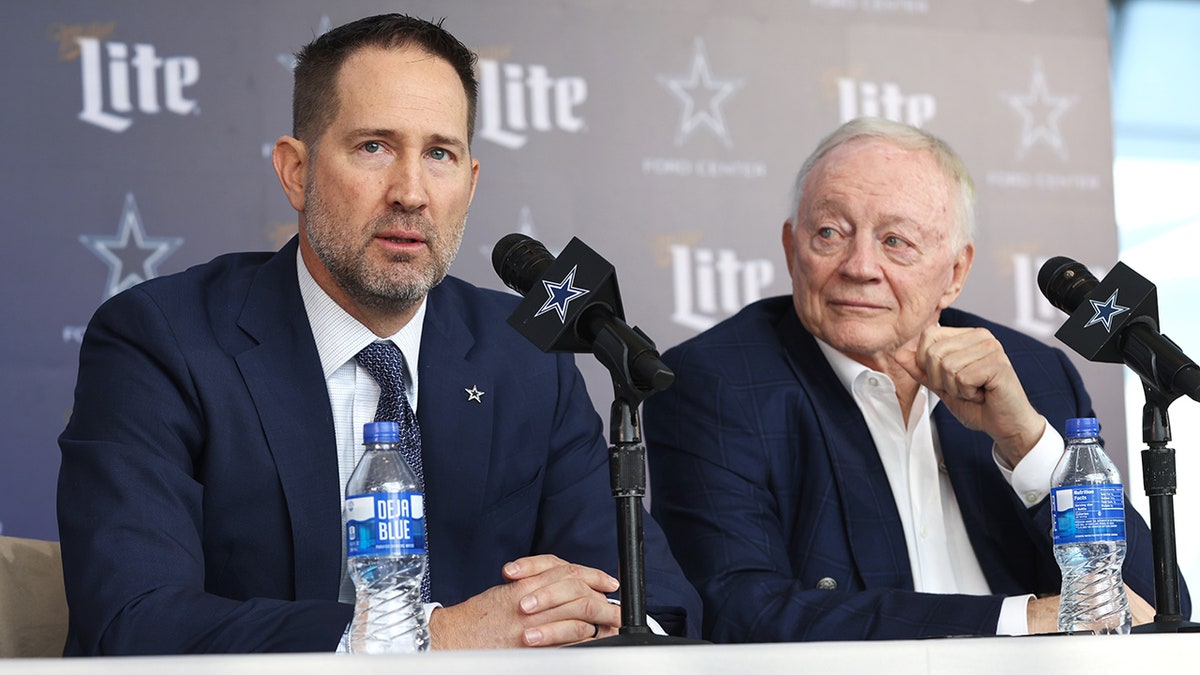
left=492, top=233, right=554, bottom=295
left=1038, top=256, right=1098, bottom=314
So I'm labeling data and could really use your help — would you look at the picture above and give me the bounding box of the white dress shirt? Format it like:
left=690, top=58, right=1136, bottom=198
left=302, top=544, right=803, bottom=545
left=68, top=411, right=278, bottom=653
left=295, top=251, right=435, bottom=649
left=816, top=339, right=1063, bottom=635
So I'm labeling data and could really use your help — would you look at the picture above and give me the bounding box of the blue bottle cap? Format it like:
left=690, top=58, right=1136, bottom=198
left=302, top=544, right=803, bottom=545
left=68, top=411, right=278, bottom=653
left=1065, top=417, right=1100, bottom=439
left=363, top=421, right=400, bottom=444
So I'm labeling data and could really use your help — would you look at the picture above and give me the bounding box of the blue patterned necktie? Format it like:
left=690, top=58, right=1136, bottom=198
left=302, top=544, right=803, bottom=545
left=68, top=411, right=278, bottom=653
left=355, top=341, right=430, bottom=602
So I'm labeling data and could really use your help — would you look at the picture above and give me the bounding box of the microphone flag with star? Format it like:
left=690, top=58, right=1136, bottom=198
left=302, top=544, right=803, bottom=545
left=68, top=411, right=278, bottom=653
left=1054, top=261, right=1157, bottom=364
left=506, top=237, right=626, bottom=354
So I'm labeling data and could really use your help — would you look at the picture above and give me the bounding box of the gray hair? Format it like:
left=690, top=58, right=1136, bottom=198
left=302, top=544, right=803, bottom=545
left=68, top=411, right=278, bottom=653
left=786, top=117, right=976, bottom=249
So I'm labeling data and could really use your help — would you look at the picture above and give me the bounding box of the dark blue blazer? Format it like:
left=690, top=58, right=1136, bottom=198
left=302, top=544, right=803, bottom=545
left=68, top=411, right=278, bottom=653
left=644, top=296, right=1187, bottom=642
left=58, top=238, right=700, bottom=654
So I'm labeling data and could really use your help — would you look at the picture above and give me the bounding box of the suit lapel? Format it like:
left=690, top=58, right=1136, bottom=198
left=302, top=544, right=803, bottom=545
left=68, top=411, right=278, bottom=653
left=415, top=281, right=495, bottom=601
left=233, top=238, right=343, bottom=600
left=777, top=311, right=914, bottom=590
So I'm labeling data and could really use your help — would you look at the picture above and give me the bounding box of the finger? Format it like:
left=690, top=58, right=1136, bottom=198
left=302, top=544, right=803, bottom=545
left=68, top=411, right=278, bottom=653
left=502, top=554, right=567, bottom=580
left=521, top=587, right=623, bottom=627
left=918, top=328, right=996, bottom=401
left=523, top=612, right=620, bottom=647
left=891, top=347, right=924, bottom=384
left=509, top=559, right=620, bottom=597
left=517, top=570, right=621, bottom=615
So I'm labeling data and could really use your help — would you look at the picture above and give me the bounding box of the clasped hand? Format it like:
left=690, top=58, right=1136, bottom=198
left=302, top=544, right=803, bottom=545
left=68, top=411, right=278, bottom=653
left=429, top=554, right=621, bottom=649
left=893, top=325, right=1046, bottom=466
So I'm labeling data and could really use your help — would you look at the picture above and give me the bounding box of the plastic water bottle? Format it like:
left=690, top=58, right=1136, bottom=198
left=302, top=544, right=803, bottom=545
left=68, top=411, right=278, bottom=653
left=344, top=421, right=429, bottom=653
left=1050, top=417, right=1131, bottom=635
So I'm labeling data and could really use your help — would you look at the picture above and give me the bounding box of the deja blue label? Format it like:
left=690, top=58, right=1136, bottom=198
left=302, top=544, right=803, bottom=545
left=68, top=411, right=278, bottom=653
left=1051, top=484, right=1126, bottom=545
left=345, top=491, right=426, bottom=558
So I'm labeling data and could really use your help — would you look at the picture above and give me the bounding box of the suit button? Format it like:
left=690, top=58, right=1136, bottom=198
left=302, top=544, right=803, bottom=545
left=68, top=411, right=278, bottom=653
left=816, top=577, right=837, bottom=590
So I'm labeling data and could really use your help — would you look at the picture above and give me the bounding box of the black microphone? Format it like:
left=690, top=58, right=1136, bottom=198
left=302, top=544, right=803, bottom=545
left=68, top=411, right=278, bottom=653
left=1037, top=256, right=1200, bottom=402
left=492, top=233, right=674, bottom=395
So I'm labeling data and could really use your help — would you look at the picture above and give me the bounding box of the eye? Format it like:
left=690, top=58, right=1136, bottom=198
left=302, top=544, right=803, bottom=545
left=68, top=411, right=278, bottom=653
left=883, top=235, right=910, bottom=248
left=428, top=147, right=449, bottom=161
left=361, top=141, right=382, bottom=154
left=817, top=227, right=836, bottom=239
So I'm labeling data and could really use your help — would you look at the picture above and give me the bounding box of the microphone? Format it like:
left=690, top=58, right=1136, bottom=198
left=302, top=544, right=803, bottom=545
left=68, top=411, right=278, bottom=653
left=1037, top=256, right=1200, bottom=402
left=492, top=233, right=674, bottom=395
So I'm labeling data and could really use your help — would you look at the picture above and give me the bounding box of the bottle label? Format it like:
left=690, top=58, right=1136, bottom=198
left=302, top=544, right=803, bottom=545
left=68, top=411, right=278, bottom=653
left=1051, top=484, right=1126, bottom=545
left=344, top=491, right=425, bottom=557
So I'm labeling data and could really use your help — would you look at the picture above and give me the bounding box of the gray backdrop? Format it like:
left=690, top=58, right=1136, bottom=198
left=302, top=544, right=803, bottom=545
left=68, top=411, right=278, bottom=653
left=1, top=0, right=1120, bottom=542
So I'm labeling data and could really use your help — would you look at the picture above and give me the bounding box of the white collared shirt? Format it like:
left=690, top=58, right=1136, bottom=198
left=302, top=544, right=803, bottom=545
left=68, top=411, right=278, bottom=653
left=295, top=250, right=426, bottom=605
left=815, top=339, right=1063, bottom=635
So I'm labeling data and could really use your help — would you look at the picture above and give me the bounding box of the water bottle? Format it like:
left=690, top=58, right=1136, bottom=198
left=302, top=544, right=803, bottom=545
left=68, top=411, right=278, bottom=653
left=344, top=421, right=429, bottom=653
left=1050, top=417, right=1131, bottom=634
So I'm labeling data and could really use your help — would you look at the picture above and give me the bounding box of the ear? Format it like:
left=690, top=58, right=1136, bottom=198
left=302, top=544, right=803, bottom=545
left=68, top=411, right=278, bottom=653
left=938, top=242, right=975, bottom=310
left=272, top=136, right=308, bottom=213
left=467, top=157, right=480, bottom=205
left=781, top=220, right=796, bottom=277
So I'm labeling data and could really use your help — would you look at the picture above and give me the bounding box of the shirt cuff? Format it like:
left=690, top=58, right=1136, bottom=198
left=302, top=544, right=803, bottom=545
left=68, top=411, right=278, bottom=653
left=997, top=594, right=1036, bottom=636
left=992, top=417, right=1061, bottom=508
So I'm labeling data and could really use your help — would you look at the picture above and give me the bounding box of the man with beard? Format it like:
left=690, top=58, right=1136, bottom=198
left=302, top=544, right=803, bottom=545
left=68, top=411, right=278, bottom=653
left=57, top=14, right=700, bottom=655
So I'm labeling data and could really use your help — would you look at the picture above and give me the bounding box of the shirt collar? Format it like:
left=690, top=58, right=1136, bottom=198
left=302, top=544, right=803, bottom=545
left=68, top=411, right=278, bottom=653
left=296, top=247, right=426, bottom=379
left=813, top=337, right=941, bottom=415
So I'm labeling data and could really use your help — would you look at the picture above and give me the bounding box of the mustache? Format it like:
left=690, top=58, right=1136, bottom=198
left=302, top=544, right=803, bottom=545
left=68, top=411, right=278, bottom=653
left=367, top=210, right=437, bottom=239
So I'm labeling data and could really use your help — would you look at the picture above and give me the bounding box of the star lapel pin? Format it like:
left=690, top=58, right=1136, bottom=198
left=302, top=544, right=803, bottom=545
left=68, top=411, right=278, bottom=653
left=465, top=385, right=485, bottom=404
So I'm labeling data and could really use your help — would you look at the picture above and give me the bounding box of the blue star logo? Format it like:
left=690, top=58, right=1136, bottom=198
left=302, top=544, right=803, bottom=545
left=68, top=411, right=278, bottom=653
left=1083, top=290, right=1131, bottom=332
left=534, top=265, right=589, bottom=323
left=80, top=192, right=183, bottom=300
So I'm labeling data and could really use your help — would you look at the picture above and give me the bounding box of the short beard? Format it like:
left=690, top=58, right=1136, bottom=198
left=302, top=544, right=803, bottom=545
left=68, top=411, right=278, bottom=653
left=304, top=179, right=465, bottom=314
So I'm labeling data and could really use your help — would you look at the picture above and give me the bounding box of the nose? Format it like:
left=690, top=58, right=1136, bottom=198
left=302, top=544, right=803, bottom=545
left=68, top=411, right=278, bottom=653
left=386, top=153, right=429, bottom=213
left=838, top=234, right=882, bottom=281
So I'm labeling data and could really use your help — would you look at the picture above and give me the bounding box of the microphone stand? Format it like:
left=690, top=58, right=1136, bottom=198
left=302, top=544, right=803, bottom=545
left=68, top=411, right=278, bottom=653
left=571, top=311, right=706, bottom=647
left=1131, top=386, right=1200, bottom=632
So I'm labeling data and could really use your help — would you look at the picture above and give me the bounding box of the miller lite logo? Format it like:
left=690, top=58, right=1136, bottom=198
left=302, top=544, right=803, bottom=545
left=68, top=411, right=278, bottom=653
left=477, top=57, right=587, bottom=149
left=837, top=77, right=935, bottom=127
left=74, top=36, right=201, bottom=132
left=670, top=244, right=774, bottom=332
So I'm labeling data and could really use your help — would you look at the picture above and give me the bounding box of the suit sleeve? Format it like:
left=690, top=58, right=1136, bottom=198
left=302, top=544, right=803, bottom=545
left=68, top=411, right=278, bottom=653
left=645, top=345, right=1005, bottom=642
left=532, top=352, right=703, bottom=638
left=57, top=288, right=351, bottom=654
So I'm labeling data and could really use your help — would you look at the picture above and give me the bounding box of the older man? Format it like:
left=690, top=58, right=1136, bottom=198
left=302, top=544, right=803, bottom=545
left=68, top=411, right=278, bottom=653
left=645, top=117, right=1183, bottom=642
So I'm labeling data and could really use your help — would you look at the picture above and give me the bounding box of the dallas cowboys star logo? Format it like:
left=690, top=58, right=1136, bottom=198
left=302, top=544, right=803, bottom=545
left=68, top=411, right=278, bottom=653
left=465, top=385, right=485, bottom=403
left=1083, top=290, right=1131, bottom=332
left=657, top=37, right=743, bottom=148
left=80, top=192, right=183, bottom=300
left=1004, top=58, right=1077, bottom=161
left=534, top=265, right=589, bottom=323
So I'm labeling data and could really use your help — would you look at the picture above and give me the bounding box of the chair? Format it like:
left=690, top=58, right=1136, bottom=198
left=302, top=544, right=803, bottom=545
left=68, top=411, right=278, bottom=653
left=0, top=536, right=67, bottom=657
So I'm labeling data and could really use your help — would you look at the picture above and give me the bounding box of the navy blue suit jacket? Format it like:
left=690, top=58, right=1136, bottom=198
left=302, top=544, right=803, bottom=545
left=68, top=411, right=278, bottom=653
left=644, top=296, right=1188, bottom=642
left=58, top=238, right=700, bottom=654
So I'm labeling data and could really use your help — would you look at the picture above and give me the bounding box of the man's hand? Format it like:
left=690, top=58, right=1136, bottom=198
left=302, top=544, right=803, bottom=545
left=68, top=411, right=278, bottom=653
left=893, top=325, right=1045, bottom=466
left=1027, top=586, right=1156, bottom=634
left=428, top=554, right=621, bottom=649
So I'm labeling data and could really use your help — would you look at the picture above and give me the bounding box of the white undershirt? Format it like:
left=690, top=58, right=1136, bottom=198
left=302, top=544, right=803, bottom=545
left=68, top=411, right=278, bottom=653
left=816, top=339, right=1063, bottom=635
left=295, top=251, right=437, bottom=649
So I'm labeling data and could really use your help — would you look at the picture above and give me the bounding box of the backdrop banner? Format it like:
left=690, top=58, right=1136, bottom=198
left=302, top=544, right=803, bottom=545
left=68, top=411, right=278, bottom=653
left=0, top=0, right=1118, bottom=539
